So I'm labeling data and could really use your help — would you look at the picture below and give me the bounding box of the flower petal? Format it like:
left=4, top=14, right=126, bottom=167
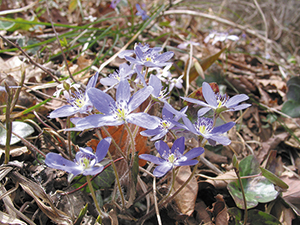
left=128, top=86, right=153, bottom=112
left=86, top=72, right=98, bottom=89
left=150, top=130, right=168, bottom=141
left=175, top=159, right=198, bottom=166
left=229, top=103, right=251, bottom=111
left=153, top=163, right=172, bottom=177
left=212, top=122, right=235, bottom=134
left=100, top=77, right=118, bottom=86
left=226, top=94, right=249, bottom=108
left=181, top=97, right=209, bottom=107
left=202, top=82, right=218, bottom=107
left=197, top=107, right=211, bottom=117
left=72, top=114, right=105, bottom=130
left=182, top=116, right=198, bottom=134
left=87, top=88, right=115, bottom=114
left=149, top=75, right=162, bottom=98
left=49, top=105, right=77, bottom=118
left=155, top=51, right=174, bottom=62
left=96, top=137, right=111, bottom=161
left=139, top=154, right=165, bottom=165
left=171, top=137, right=185, bottom=154
left=140, top=127, right=161, bottom=137
left=45, top=153, right=83, bottom=177
left=155, top=140, right=170, bottom=159
left=209, top=135, right=231, bottom=146
left=181, top=147, right=204, bottom=161
left=116, top=80, right=131, bottom=103
left=82, top=166, right=104, bottom=176
left=127, top=113, right=160, bottom=129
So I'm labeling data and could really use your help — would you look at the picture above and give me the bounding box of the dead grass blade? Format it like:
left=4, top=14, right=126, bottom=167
left=9, top=171, right=73, bottom=225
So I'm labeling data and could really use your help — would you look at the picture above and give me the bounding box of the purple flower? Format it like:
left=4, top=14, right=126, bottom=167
left=139, top=137, right=204, bottom=177
left=148, top=74, right=169, bottom=101
left=182, top=82, right=251, bottom=117
left=110, top=0, right=120, bottom=9
left=69, top=80, right=160, bottom=130
left=183, top=117, right=235, bottom=146
left=49, top=73, right=99, bottom=118
left=136, top=4, right=149, bottom=21
left=140, top=105, right=187, bottom=141
left=100, top=63, right=135, bottom=90
left=45, top=137, right=111, bottom=177
left=125, top=43, right=174, bottom=68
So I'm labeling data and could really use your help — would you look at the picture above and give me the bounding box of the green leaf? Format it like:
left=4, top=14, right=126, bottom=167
left=260, top=167, right=289, bottom=190
left=0, top=121, right=34, bottom=145
left=228, top=208, right=281, bottom=225
left=228, top=207, right=243, bottom=225
left=247, top=210, right=281, bottom=224
left=74, top=204, right=88, bottom=225
left=72, top=165, right=115, bottom=192
left=68, top=0, right=78, bottom=13
left=227, top=155, right=279, bottom=209
left=281, top=100, right=300, bottom=118
left=0, top=20, right=15, bottom=30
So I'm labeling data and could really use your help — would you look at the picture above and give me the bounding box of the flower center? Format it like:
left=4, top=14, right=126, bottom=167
left=112, top=100, right=129, bottom=121
left=168, top=153, right=176, bottom=163
left=160, top=120, right=171, bottom=130
left=196, top=117, right=213, bottom=135
left=76, top=152, right=97, bottom=170
left=215, top=93, right=229, bottom=108
left=146, top=56, right=153, bottom=62
left=110, top=72, right=121, bottom=81
left=68, top=91, right=86, bottom=109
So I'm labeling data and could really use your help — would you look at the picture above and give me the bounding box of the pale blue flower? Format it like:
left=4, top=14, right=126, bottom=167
left=183, top=116, right=235, bottom=146
left=45, top=137, right=111, bottom=177
left=49, top=73, right=98, bottom=118
left=69, top=80, right=160, bottom=130
left=125, top=43, right=174, bottom=68
left=139, top=137, right=204, bottom=177
left=182, top=82, right=251, bottom=117
left=140, top=105, right=187, bottom=141
left=136, top=4, right=149, bottom=21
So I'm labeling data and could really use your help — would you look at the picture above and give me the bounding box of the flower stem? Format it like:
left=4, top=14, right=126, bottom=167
left=66, top=116, right=72, bottom=160
left=95, top=129, right=126, bottom=208
left=153, top=177, right=162, bottom=225
left=124, top=122, right=136, bottom=167
left=233, top=155, right=248, bottom=224
left=185, top=44, right=193, bottom=96
left=86, top=175, right=102, bottom=223
left=4, top=82, right=12, bottom=164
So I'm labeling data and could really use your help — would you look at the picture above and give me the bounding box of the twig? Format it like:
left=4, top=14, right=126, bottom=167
left=0, top=1, right=38, bottom=16
left=153, top=177, right=162, bottom=225
left=163, top=9, right=272, bottom=44
left=253, top=0, right=269, bottom=57
left=0, top=34, right=61, bottom=83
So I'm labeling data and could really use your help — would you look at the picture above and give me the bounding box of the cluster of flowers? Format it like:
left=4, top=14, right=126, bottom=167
left=45, top=42, right=250, bottom=180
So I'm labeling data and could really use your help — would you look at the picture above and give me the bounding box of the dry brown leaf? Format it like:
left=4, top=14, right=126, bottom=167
left=257, top=133, right=289, bottom=163
left=172, top=166, right=198, bottom=216
left=272, top=200, right=295, bottom=225
left=281, top=172, right=300, bottom=213
left=203, top=170, right=237, bottom=189
left=207, top=194, right=228, bottom=225
left=194, top=200, right=212, bottom=224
